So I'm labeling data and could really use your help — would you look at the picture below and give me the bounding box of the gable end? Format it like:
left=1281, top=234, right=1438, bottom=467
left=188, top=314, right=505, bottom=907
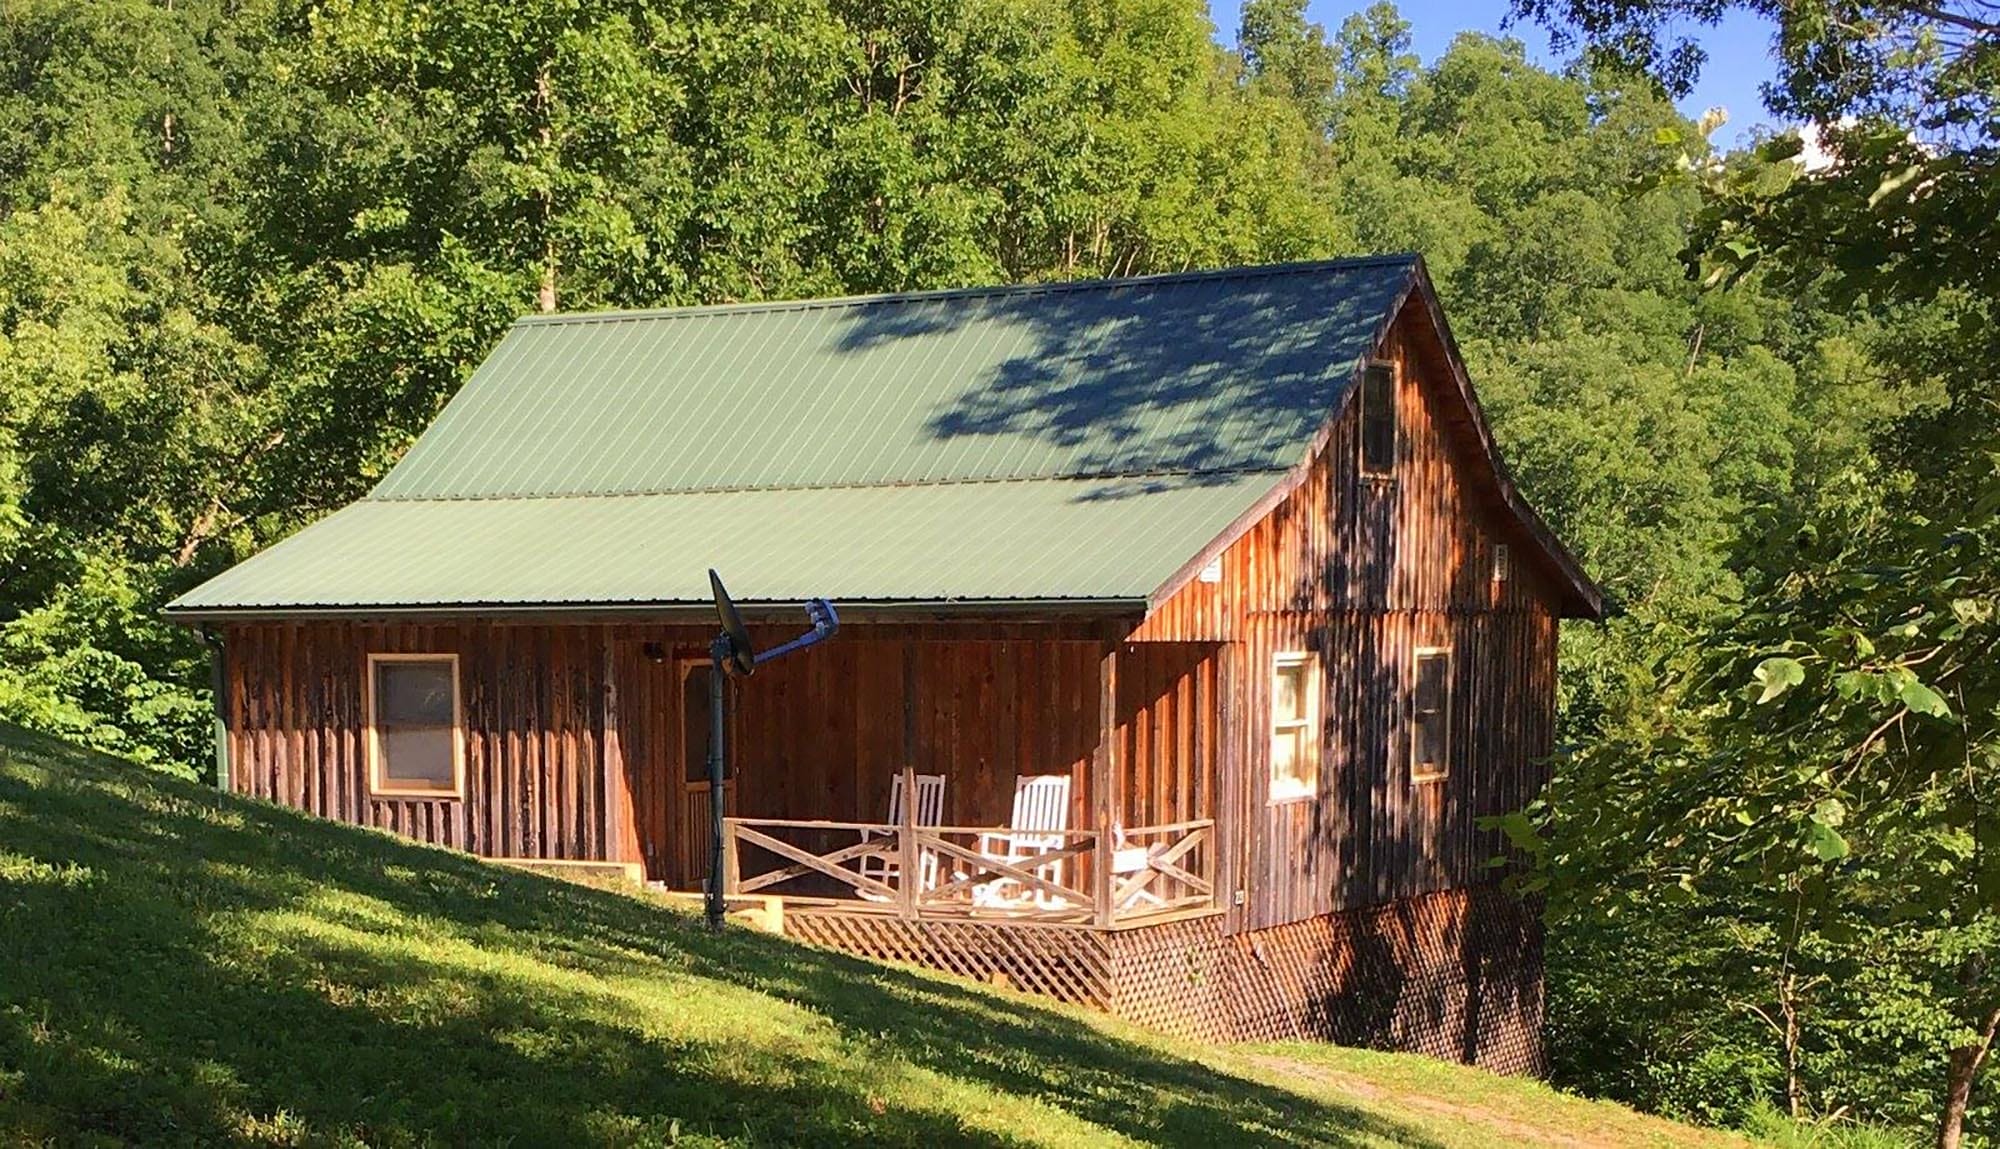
left=1145, top=259, right=1602, bottom=624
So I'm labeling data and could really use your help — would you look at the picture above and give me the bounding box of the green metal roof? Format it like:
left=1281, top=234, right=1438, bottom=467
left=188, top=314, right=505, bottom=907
left=167, top=476, right=1276, bottom=612
left=170, top=257, right=1421, bottom=615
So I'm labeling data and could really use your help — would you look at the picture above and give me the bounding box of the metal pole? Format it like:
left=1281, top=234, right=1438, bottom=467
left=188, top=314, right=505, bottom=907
left=705, top=635, right=729, bottom=932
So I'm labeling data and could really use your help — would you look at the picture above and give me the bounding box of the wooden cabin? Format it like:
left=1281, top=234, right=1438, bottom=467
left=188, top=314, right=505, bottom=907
left=169, top=256, right=1601, bottom=1073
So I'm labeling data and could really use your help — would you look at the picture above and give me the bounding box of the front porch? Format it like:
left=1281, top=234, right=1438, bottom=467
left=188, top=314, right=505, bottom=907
left=615, top=626, right=1229, bottom=932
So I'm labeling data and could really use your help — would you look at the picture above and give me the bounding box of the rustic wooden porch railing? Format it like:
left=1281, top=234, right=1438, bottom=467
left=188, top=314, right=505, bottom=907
left=1109, top=818, right=1217, bottom=915
left=720, top=815, right=1216, bottom=926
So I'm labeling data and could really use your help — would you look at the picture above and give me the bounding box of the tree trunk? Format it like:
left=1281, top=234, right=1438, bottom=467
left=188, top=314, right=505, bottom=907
left=162, top=0, right=175, bottom=162
left=535, top=63, right=557, bottom=313
left=175, top=497, right=224, bottom=567
left=1938, top=1007, right=1999, bottom=1149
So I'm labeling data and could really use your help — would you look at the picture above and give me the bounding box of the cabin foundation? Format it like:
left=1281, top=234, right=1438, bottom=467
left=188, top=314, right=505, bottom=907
left=782, top=885, right=1543, bottom=1074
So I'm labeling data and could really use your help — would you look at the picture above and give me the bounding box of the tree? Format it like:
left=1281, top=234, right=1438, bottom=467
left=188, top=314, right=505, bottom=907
left=1501, top=0, right=2000, bottom=1137
left=1512, top=0, right=2000, bottom=305
left=1, top=8, right=1965, bottom=1139
left=1517, top=403, right=2000, bottom=1144
left=1238, top=0, right=1338, bottom=118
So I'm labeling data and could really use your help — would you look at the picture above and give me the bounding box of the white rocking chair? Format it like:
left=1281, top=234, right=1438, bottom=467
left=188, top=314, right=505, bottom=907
left=857, top=773, right=946, bottom=897
left=970, top=774, right=1073, bottom=909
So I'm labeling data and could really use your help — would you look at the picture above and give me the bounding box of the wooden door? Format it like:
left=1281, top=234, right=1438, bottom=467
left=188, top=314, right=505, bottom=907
left=617, top=647, right=735, bottom=888
left=674, top=658, right=735, bottom=890
left=618, top=645, right=670, bottom=883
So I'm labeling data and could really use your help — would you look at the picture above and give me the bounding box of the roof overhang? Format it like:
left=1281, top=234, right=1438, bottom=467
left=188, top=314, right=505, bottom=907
left=164, top=597, right=1150, bottom=626
left=163, top=476, right=1281, bottom=620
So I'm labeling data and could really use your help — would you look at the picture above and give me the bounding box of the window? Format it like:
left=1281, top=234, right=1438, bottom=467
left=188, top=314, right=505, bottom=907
left=1411, top=648, right=1451, bottom=782
left=1270, top=652, right=1320, bottom=801
left=1360, top=361, right=1397, bottom=475
left=367, top=654, right=462, bottom=797
left=682, top=662, right=729, bottom=783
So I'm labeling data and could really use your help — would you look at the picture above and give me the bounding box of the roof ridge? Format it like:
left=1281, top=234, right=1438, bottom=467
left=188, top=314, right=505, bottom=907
left=364, top=467, right=1295, bottom=505
left=509, top=255, right=1421, bottom=329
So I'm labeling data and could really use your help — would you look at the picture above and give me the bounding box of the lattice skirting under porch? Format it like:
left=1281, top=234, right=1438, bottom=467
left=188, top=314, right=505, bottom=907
left=780, top=912, right=1116, bottom=1010
left=782, top=886, right=1545, bottom=1076
left=1105, top=886, right=1546, bottom=1075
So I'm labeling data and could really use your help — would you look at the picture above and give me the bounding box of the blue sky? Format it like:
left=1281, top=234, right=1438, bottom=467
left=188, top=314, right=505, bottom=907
left=1207, top=0, right=1780, bottom=148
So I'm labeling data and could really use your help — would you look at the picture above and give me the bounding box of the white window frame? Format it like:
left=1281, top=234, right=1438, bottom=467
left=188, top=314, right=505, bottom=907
left=1410, top=645, right=1452, bottom=784
left=1269, top=651, right=1321, bottom=803
left=365, top=652, right=465, bottom=799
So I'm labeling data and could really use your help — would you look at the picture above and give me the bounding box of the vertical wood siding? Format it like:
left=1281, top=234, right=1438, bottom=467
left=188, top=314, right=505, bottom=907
left=223, top=619, right=1125, bottom=884
left=715, top=628, right=1105, bottom=835
left=1134, top=299, right=1565, bottom=932
left=226, top=620, right=614, bottom=860
left=1112, top=641, right=1221, bottom=832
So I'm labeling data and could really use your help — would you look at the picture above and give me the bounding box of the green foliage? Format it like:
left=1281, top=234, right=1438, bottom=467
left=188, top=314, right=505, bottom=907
left=1522, top=365, right=2000, bottom=1141
left=1511, top=0, right=2000, bottom=336
left=0, top=557, right=208, bottom=778
left=0, top=0, right=1357, bottom=778
left=0, top=0, right=1969, bottom=1141
left=1501, top=0, right=2000, bottom=1139
left=1741, top=1101, right=1928, bottom=1149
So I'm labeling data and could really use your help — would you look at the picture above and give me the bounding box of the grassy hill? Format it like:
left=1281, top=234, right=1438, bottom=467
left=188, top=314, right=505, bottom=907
left=0, top=722, right=1748, bottom=1148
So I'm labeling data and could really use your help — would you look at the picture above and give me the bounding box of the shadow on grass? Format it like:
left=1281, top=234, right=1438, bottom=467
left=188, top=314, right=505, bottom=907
left=0, top=725, right=1442, bottom=1147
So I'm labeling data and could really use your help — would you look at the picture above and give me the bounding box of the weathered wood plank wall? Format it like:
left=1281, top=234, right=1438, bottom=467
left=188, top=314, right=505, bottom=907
left=625, top=628, right=1113, bottom=886
left=225, top=620, right=617, bottom=860
left=1133, top=298, right=1564, bottom=933
left=1113, top=641, right=1221, bottom=831
left=223, top=620, right=1191, bottom=886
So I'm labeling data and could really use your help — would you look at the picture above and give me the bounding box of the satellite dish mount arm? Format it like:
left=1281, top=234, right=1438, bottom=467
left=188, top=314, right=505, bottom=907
left=703, top=570, right=840, bottom=932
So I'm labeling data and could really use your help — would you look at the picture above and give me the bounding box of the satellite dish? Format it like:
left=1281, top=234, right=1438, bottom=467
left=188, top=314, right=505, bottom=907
left=698, top=566, right=839, bottom=933
left=709, top=568, right=757, bottom=676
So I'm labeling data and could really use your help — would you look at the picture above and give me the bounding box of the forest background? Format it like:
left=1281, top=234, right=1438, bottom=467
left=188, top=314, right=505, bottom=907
left=1, top=0, right=1992, bottom=1142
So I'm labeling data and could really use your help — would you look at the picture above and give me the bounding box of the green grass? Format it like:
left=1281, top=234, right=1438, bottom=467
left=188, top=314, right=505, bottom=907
left=1738, top=1102, right=1928, bottom=1149
left=0, top=722, right=1747, bottom=1148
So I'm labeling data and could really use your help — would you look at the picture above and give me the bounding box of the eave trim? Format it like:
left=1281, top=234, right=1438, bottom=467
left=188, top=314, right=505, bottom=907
left=163, top=597, right=1151, bottom=625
